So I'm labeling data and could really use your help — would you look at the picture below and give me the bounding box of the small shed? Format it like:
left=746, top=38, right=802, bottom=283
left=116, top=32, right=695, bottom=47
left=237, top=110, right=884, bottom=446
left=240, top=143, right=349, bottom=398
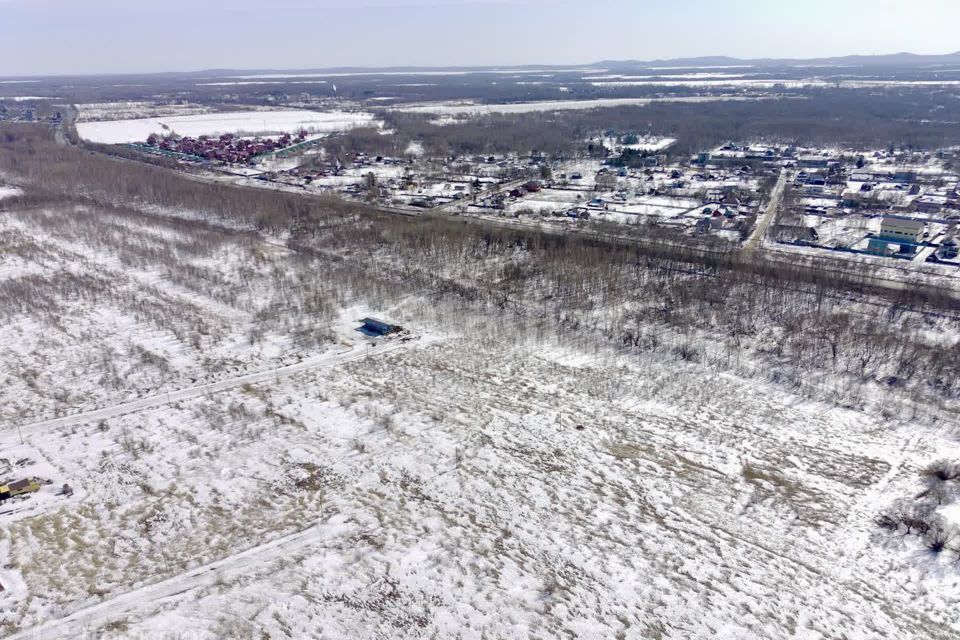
left=359, top=318, right=400, bottom=336
left=1, top=478, right=40, bottom=500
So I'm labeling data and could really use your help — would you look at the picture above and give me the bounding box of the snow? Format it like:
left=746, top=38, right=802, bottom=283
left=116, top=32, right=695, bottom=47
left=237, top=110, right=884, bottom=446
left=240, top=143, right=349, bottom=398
left=1, top=189, right=959, bottom=638
left=590, top=79, right=810, bottom=88
left=0, top=186, right=23, bottom=200
left=602, top=135, right=677, bottom=152
left=75, top=101, right=216, bottom=123
left=75, top=110, right=380, bottom=144
left=197, top=80, right=331, bottom=86
left=404, top=141, right=424, bottom=156
left=6, top=330, right=958, bottom=639
left=647, top=65, right=756, bottom=70
left=392, top=96, right=770, bottom=117
left=584, top=73, right=756, bottom=80
left=586, top=78, right=960, bottom=89
left=219, top=68, right=606, bottom=79
left=623, top=139, right=676, bottom=151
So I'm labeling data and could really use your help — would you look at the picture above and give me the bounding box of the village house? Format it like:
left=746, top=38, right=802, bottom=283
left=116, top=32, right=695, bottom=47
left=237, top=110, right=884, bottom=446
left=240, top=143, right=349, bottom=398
left=913, top=196, right=947, bottom=215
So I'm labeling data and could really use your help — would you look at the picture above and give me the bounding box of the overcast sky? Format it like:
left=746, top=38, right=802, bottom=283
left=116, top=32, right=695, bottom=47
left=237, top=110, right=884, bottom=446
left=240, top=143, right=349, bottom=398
left=2, top=0, right=960, bottom=76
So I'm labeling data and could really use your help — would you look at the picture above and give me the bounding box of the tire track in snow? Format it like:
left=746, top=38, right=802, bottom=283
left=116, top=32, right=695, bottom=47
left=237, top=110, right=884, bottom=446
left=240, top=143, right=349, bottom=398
left=5, top=522, right=356, bottom=640
left=3, top=338, right=417, bottom=447
left=832, top=428, right=927, bottom=584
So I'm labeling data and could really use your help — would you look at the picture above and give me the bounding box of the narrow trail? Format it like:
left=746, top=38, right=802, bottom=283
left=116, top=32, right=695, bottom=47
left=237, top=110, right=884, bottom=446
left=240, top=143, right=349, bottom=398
left=3, top=339, right=413, bottom=448
left=5, top=522, right=354, bottom=640
left=832, top=428, right=927, bottom=584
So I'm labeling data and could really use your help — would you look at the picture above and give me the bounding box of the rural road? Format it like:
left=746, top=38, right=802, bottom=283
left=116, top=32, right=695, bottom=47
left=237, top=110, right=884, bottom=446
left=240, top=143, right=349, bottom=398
left=432, top=177, right=531, bottom=214
left=743, top=169, right=788, bottom=256
left=3, top=339, right=412, bottom=448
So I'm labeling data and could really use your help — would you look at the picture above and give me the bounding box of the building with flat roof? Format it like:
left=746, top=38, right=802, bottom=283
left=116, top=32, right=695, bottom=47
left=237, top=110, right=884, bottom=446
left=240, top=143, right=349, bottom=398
left=878, top=217, right=924, bottom=244
left=866, top=217, right=925, bottom=257
left=359, top=317, right=400, bottom=336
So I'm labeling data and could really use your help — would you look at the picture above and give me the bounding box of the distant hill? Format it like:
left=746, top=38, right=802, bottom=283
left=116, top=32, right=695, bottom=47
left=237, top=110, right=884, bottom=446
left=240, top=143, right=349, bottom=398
left=10, top=50, right=960, bottom=81
left=598, top=51, right=960, bottom=69
left=195, top=51, right=960, bottom=78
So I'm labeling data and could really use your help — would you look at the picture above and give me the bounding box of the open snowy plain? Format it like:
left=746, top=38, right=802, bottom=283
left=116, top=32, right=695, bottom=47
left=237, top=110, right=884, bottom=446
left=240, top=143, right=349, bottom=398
left=0, top=192, right=959, bottom=640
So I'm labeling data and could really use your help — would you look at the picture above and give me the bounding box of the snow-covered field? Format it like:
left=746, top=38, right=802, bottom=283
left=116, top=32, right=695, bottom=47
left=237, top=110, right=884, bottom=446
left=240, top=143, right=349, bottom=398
left=76, top=110, right=380, bottom=144
left=5, top=321, right=960, bottom=639
left=391, top=95, right=768, bottom=117
left=75, top=102, right=216, bottom=123
left=583, top=72, right=960, bottom=89
left=1, top=196, right=959, bottom=639
left=589, top=79, right=960, bottom=88
left=212, top=68, right=606, bottom=80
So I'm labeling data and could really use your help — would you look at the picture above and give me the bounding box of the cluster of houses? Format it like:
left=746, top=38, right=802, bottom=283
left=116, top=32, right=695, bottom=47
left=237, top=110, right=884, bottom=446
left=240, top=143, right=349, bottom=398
left=697, top=143, right=799, bottom=168
left=256, top=150, right=537, bottom=209
left=865, top=217, right=959, bottom=260
left=143, top=130, right=309, bottom=164
left=789, top=148, right=960, bottom=211
left=0, top=102, right=32, bottom=122
left=507, top=181, right=543, bottom=199
left=480, top=160, right=763, bottom=237
left=0, top=101, right=61, bottom=124
left=621, top=166, right=760, bottom=237
left=693, top=202, right=755, bottom=238
left=776, top=148, right=960, bottom=262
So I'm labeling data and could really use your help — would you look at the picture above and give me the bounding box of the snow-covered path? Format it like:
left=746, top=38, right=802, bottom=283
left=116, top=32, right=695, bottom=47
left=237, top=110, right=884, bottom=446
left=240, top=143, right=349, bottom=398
left=5, top=521, right=353, bottom=640
left=3, top=339, right=413, bottom=448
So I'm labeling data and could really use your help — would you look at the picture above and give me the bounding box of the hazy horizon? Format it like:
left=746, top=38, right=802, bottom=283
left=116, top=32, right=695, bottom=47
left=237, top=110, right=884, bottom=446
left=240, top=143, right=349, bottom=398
left=3, top=0, right=960, bottom=76
left=6, top=48, right=960, bottom=79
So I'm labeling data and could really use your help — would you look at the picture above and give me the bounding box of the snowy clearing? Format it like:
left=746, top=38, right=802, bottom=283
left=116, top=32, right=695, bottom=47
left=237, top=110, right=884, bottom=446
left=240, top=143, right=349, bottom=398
left=391, top=95, right=772, bottom=117
left=76, top=110, right=380, bottom=144
left=5, top=333, right=959, bottom=639
left=75, top=102, right=217, bottom=123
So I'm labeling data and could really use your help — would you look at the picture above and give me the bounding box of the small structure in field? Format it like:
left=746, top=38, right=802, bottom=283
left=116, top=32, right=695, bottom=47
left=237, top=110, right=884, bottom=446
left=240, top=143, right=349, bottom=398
left=359, top=317, right=401, bottom=337
left=0, top=478, right=40, bottom=501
